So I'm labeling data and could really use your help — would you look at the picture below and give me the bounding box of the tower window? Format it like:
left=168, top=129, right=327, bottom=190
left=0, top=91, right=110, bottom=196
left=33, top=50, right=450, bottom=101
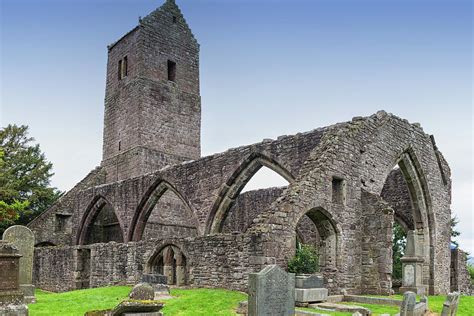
left=167, top=60, right=176, bottom=82
left=332, top=177, right=345, bottom=204
left=118, top=59, right=122, bottom=80
left=118, top=141, right=121, bottom=151
left=118, top=56, right=128, bottom=80
left=123, top=56, right=128, bottom=77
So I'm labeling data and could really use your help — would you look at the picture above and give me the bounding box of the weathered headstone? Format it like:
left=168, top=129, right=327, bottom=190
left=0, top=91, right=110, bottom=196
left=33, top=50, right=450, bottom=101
left=441, top=292, right=460, bottom=316
left=0, top=241, right=28, bottom=315
left=248, top=265, right=295, bottom=316
left=400, top=291, right=416, bottom=316
left=3, top=225, right=36, bottom=304
left=295, top=274, right=324, bottom=289
left=129, top=283, right=154, bottom=300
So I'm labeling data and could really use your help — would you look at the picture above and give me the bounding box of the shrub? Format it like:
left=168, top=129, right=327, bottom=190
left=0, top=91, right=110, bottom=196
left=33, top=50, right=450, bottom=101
left=288, top=244, right=319, bottom=274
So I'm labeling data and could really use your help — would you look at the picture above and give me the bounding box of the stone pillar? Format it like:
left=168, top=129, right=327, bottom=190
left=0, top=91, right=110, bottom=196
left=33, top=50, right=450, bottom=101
left=0, top=241, right=28, bottom=315
left=175, top=252, right=186, bottom=286
left=3, top=225, right=36, bottom=303
left=162, top=247, right=174, bottom=285
left=400, top=230, right=426, bottom=295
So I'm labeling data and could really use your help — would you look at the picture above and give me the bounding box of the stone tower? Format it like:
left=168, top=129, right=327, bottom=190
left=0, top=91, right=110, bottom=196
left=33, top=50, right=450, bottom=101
left=101, top=0, right=201, bottom=182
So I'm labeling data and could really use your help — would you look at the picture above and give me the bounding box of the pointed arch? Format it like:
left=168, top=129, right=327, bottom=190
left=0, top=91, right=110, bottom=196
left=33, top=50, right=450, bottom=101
left=76, top=195, right=124, bottom=245
left=206, top=153, right=295, bottom=234
left=128, top=179, right=197, bottom=242
left=382, top=147, right=436, bottom=294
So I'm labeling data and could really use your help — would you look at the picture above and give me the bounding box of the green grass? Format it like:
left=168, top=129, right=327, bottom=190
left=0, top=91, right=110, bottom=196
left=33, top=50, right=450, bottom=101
left=28, top=286, right=246, bottom=316
left=162, top=288, right=247, bottom=316
left=27, top=286, right=474, bottom=316
left=376, top=294, right=474, bottom=316
left=29, top=286, right=131, bottom=316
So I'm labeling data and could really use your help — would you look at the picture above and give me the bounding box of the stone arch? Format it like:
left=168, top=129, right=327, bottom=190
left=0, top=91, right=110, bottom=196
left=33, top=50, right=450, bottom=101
left=145, top=243, right=188, bottom=286
left=294, top=207, right=340, bottom=270
left=206, top=153, right=295, bottom=234
left=76, top=195, right=124, bottom=245
left=128, top=179, right=197, bottom=242
left=380, top=148, right=435, bottom=293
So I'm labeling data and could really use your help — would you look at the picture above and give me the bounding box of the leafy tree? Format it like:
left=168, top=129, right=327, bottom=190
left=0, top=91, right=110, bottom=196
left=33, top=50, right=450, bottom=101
left=392, top=221, right=407, bottom=280
left=0, top=124, right=61, bottom=234
left=288, top=243, right=319, bottom=274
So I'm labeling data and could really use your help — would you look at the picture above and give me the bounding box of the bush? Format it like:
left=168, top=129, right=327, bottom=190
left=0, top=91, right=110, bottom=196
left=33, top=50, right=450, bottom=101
left=288, top=244, right=319, bottom=274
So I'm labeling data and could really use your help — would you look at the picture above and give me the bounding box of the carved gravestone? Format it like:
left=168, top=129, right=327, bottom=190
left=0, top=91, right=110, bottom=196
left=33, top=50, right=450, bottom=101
left=3, top=225, right=36, bottom=304
left=0, top=241, right=28, bottom=315
left=441, top=292, right=460, bottom=316
left=248, top=265, right=295, bottom=316
left=400, top=291, right=416, bottom=316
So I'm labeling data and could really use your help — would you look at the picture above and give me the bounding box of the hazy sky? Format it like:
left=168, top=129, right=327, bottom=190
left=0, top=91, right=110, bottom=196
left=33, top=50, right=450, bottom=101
left=1, top=0, right=472, bottom=252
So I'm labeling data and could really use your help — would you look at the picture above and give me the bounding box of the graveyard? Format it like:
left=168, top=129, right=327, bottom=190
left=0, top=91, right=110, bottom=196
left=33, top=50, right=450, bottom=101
left=1, top=0, right=472, bottom=315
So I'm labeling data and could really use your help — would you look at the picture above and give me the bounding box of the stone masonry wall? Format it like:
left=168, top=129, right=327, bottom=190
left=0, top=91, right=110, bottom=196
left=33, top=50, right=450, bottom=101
left=450, top=248, right=472, bottom=294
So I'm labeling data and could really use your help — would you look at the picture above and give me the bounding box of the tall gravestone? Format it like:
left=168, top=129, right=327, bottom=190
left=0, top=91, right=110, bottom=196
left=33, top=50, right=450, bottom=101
left=248, top=265, right=295, bottom=316
left=3, top=225, right=36, bottom=304
left=0, top=240, right=28, bottom=315
left=400, top=230, right=426, bottom=295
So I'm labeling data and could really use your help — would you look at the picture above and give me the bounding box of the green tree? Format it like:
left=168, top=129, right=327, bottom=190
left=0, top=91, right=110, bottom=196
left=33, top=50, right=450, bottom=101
left=0, top=124, right=61, bottom=234
left=450, top=215, right=461, bottom=247
left=392, top=221, right=407, bottom=280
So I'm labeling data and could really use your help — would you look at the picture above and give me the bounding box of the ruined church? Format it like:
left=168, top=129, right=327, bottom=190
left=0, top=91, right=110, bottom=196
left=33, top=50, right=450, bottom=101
left=29, top=0, right=454, bottom=295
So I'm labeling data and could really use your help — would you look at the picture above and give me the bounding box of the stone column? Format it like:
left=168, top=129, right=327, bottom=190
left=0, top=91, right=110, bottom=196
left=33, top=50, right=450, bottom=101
left=162, top=247, right=174, bottom=285
left=175, top=252, right=186, bottom=286
left=0, top=241, right=28, bottom=315
left=399, top=230, right=427, bottom=295
left=3, top=225, right=36, bottom=303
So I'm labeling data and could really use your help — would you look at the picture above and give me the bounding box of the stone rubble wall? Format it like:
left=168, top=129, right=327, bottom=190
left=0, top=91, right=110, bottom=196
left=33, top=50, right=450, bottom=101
left=450, top=248, right=472, bottom=294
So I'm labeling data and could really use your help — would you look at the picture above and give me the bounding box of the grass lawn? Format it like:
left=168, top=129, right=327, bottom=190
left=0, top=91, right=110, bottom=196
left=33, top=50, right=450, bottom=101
left=162, top=288, right=247, bottom=316
left=28, top=286, right=246, bottom=316
left=27, top=286, right=474, bottom=316
left=379, top=294, right=474, bottom=316
left=28, top=286, right=131, bottom=316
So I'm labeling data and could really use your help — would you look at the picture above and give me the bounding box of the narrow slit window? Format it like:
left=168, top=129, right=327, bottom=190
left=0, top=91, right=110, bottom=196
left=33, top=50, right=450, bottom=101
left=118, top=59, right=123, bottom=80
left=118, top=141, right=121, bottom=151
left=167, top=60, right=176, bottom=82
left=332, top=177, right=344, bottom=204
left=123, top=56, right=128, bottom=77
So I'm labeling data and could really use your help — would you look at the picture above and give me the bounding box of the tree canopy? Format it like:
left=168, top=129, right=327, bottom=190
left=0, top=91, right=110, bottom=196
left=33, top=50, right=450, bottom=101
left=0, top=124, right=61, bottom=234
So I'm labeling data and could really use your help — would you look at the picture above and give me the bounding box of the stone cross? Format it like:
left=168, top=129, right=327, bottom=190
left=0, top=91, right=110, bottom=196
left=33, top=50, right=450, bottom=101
left=400, top=291, right=416, bottom=316
left=248, top=265, right=295, bottom=316
left=3, top=225, right=36, bottom=304
left=441, top=292, right=460, bottom=316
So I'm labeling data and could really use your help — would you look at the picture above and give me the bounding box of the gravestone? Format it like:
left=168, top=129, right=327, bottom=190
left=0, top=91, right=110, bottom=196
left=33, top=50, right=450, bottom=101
left=248, top=265, right=295, bottom=316
left=399, top=231, right=426, bottom=295
left=3, top=225, right=36, bottom=304
left=0, top=241, right=28, bottom=315
left=400, top=291, right=416, bottom=316
left=129, top=283, right=154, bottom=300
left=441, top=292, right=460, bottom=316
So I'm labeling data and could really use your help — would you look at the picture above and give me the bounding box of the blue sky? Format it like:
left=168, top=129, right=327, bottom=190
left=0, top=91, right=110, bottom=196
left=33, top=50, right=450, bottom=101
left=1, top=0, right=472, bottom=252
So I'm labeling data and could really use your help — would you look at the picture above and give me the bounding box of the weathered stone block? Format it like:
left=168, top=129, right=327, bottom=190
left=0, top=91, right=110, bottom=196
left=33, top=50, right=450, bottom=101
left=295, top=288, right=328, bottom=303
left=295, top=275, right=324, bottom=289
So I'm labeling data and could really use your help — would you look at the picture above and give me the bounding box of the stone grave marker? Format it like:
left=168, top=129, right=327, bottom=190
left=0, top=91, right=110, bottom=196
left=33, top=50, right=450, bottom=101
left=400, top=291, right=416, bottom=316
left=3, top=225, right=36, bottom=304
left=0, top=240, right=28, bottom=315
left=441, top=292, right=460, bottom=316
left=248, top=264, right=295, bottom=316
